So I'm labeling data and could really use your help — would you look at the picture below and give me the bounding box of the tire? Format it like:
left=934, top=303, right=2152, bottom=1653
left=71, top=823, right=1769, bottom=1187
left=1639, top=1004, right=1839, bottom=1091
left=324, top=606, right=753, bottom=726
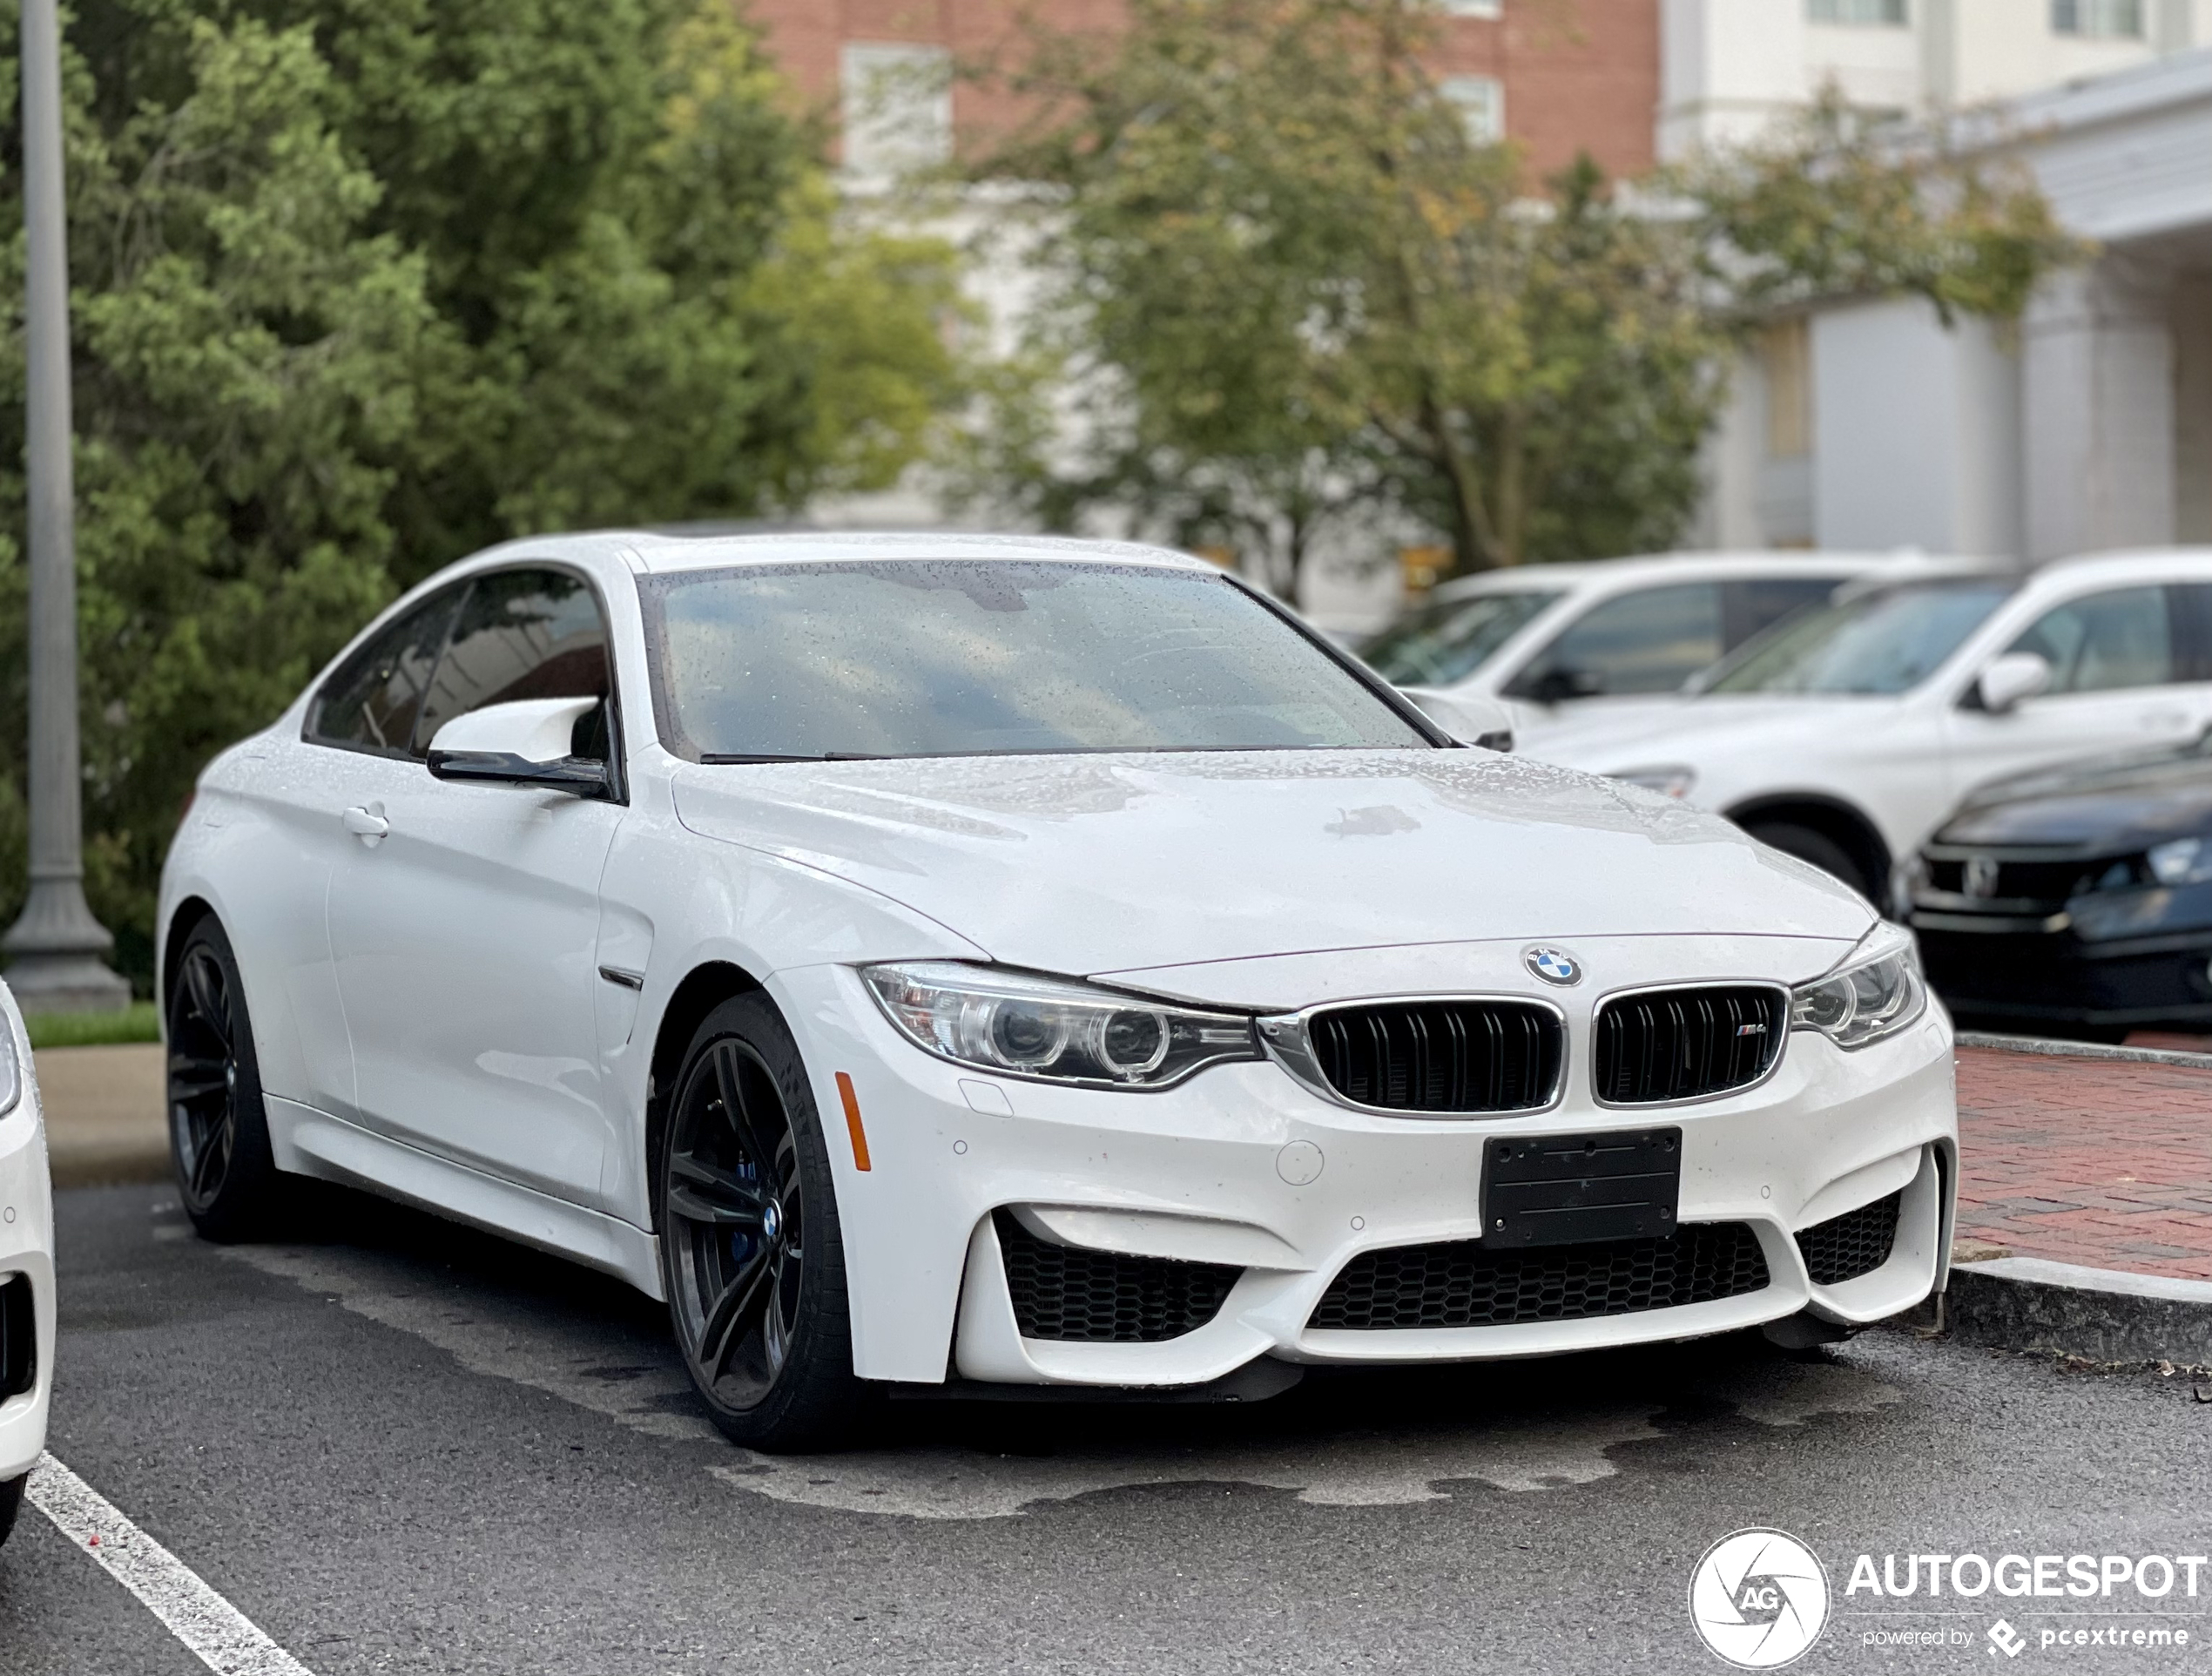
left=0, top=1472, right=23, bottom=1551
left=657, top=993, right=868, bottom=1451
left=165, top=916, right=283, bottom=1241
left=1745, top=821, right=1874, bottom=902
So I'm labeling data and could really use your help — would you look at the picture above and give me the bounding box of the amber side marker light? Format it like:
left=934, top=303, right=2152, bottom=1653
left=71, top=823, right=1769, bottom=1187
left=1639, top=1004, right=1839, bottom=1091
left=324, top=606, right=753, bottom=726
left=835, top=1071, right=872, bottom=1172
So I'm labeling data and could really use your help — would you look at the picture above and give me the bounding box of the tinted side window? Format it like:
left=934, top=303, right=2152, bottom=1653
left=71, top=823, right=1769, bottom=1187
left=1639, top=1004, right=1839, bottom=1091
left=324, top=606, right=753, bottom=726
left=2169, top=584, right=2212, bottom=682
left=2006, top=586, right=2175, bottom=695
left=306, top=588, right=466, bottom=757
left=1723, top=578, right=1847, bottom=651
left=1504, top=583, right=1723, bottom=699
left=413, top=568, right=612, bottom=755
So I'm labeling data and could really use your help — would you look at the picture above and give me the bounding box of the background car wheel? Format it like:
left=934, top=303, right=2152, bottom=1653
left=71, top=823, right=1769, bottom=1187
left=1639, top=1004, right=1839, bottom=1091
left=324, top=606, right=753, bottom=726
left=166, top=916, right=283, bottom=1241
left=0, top=1472, right=23, bottom=1550
left=1744, top=821, right=1873, bottom=901
left=658, top=993, right=868, bottom=1452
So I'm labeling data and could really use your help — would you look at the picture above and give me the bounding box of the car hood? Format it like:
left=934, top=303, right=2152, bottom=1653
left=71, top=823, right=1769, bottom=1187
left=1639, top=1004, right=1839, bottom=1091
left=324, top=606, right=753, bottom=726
left=1938, top=743, right=2212, bottom=849
left=1527, top=695, right=1895, bottom=774
left=671, top=749, right=1871, bottom=975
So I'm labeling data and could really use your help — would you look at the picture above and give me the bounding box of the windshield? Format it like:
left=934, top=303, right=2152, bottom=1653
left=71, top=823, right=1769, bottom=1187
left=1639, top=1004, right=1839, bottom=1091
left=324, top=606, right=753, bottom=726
left=1360, top=589, right=1561, bottom=685
left=1703, top=581, right=2014, bottom=696
left=639, top=560, right=1433, bottom=760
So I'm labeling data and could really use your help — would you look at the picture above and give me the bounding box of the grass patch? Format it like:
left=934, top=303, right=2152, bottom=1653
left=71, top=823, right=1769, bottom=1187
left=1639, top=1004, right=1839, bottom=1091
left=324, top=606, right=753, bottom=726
left=24, top=1000, right=162, bottom=1050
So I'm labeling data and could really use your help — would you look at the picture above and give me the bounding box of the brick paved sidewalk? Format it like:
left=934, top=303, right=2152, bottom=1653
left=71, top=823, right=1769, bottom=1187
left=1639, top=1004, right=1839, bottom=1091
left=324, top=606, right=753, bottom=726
left=1957, top=1045, right=2212, bottom=1281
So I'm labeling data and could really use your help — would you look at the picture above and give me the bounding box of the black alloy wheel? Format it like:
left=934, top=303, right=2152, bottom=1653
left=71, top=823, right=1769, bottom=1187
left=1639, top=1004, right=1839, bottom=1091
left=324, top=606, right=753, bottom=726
left=165, top=918, right=280, bottom=1240
left=658, top=993, right=867, bottom=1450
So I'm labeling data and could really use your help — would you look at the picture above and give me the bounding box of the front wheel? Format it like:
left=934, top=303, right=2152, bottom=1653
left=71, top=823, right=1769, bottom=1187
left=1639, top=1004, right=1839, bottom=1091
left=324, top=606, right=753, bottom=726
left=657, top=994, right=868, bottom=1451
left=166, top=916, right=283, bottom=1240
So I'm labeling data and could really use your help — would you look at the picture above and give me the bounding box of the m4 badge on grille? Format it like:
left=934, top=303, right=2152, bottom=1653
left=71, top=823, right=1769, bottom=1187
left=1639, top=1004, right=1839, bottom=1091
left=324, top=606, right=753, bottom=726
left=1524, top=946, right=1582, bottom=986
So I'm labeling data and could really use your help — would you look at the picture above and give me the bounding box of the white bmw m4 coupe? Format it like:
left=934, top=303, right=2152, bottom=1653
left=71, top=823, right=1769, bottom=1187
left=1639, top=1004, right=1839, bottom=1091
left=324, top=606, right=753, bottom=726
left=158, top=532, right=1957, bottom=1450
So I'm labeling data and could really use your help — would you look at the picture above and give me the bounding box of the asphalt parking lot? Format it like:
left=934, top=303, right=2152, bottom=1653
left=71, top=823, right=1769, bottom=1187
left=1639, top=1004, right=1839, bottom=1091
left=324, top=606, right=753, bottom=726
left=6, top=1183, right=2212, bottom=1676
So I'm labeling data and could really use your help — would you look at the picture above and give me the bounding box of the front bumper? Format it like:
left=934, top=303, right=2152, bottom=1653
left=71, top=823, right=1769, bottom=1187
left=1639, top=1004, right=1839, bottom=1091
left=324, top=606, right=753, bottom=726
left=779, top=957, right=1959, bottom=1389
left=0, top=1011, right=55, bottom=1483
left=1915, top=914, right=2212, bottom=1031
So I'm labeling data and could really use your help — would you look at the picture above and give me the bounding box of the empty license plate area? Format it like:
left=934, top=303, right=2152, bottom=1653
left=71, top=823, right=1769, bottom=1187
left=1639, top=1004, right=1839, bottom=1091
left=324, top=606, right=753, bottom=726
left=1481, top=1128, right=1682, bottom=1247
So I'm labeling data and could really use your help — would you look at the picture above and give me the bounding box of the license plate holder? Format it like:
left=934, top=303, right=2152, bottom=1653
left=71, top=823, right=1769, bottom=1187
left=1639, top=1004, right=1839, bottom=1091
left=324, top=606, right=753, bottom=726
left=1481, top=1127, right=1682, bottom=1247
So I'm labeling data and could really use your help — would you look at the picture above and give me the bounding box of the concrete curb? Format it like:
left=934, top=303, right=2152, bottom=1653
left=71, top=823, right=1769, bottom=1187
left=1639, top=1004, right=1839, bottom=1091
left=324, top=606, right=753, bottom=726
left=1954, top=1030, right=2212, bottom=1071
left=1942, top=1256, right=2212, bottom=1366
left=34, top=1042, right=170, bottom=1189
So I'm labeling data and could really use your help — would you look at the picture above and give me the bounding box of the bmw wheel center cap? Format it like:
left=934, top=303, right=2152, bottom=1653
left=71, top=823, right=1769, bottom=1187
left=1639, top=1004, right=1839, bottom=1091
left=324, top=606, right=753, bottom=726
left=1524, top=946, right=1582, bottom=986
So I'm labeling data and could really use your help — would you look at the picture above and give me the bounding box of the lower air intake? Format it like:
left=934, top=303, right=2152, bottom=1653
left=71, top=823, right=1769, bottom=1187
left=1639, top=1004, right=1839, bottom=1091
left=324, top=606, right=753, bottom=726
left=1795, top=1191, right=1902, bottom=1286
left=0, top=1274, right=33, bottom=1400
left=1308, top=1223, right=1770, bottom=1330
left=995, top=1210, right=1239, bottom=1342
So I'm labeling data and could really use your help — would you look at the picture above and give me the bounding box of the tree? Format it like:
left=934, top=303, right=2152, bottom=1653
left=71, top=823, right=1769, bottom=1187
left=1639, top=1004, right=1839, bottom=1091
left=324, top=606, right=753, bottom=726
left=0, top=0, right=970, bottom=986
left=962, top=0, right=2074, bottom=592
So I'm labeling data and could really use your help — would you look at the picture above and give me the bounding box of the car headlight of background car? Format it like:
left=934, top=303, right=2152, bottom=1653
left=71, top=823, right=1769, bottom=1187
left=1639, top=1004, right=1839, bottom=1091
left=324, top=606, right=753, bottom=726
left=2146, top=835, right=2212, bottom=887
left=1790, top=922, right=1926, bottom=1049
left=863, top=962, right=1262, bottom=1088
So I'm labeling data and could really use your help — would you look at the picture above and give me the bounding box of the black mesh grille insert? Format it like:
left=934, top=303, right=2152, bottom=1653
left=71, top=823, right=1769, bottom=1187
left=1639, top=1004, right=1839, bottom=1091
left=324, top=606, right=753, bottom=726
left=1796, top=1191, right=1902, bottom=1286
left=1306, top=1000, right=1562, bottom=1113
left=995, top=1211, right=1239, bottom=1342
left=0, top=1274, right=33, bottom=1401
left=1308, top=1223, right=1770, bottom=1330
left=1595, top=986, right=1786, bottom=1105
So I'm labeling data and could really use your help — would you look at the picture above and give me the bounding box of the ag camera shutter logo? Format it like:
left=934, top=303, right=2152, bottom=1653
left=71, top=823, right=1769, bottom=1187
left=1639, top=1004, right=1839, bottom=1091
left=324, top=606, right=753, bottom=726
left=1689, top=1528, right=1831, bottom=1669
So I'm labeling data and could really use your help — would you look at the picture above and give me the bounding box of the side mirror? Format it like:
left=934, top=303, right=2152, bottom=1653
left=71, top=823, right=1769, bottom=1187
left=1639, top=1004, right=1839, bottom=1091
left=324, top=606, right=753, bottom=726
left=1521, top=666, right=1602, bottom=706
left=428, top=696, right=612, bottom=797
left=1399, top=687, right=1514, bottom=752
left=1974, top=652, right=2052, bottom=715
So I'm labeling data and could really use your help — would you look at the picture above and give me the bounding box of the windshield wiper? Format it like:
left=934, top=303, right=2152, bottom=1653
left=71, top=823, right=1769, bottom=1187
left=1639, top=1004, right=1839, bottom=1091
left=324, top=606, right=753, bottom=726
left=698, top=751, right=889, bottom=764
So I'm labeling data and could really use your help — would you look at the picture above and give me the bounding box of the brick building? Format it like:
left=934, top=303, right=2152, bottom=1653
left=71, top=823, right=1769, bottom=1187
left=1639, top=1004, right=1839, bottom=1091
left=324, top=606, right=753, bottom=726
left=742, top=0, right=1662, bottom=183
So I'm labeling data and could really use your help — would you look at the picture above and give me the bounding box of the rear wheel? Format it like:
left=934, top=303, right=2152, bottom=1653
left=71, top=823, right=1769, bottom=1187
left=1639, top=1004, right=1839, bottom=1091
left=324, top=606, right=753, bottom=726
left=166, top=917, right=282, bottom=1240
left=657, top=994, right=867, bottom=1451
left=1745, top=821, right=1873, bottom=902
left=0, top=1472, right=23, bottom=1550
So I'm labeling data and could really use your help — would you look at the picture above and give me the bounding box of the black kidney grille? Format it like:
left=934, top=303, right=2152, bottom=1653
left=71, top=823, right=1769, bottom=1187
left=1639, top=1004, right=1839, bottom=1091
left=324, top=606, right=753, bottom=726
left=0, top=1274, right=33, bottom=1400
left=1308, top=1222, right=1770, bottom=1330
left=1307, top=1000, right=1561, bottom=1113
left=1595, top=986, right=1786, bottom=1105
left=1796, top=1191, right=1902, bottom=1286
left=995, top=1211, right=1238, bottom=1342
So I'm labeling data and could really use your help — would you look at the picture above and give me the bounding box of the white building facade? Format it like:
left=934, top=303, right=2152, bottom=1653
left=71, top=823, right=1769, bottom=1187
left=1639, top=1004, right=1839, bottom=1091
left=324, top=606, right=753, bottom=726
left=1677, top=1, right=2212, bottom=560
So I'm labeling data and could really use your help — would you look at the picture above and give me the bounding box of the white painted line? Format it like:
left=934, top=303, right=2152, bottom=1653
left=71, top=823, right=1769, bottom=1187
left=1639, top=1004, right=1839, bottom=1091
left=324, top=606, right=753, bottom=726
left=26, top=1452, right=317, bottom=1676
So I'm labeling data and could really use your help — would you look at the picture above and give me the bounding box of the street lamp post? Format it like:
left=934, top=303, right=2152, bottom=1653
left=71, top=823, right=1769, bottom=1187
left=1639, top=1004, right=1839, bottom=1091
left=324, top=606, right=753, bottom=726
left=3, top=0, right=129, bottom=1013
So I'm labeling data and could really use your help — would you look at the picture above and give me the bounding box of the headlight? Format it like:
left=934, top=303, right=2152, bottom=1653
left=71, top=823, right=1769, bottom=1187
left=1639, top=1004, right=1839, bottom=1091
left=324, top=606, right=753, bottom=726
left=1790, top=922, right=1926, bottom=1050
left=2148, top=836, right=2212, bottom=886
left=861, top=962, right=1261, bottom=1089
left=1612, top=766, right=1696, bottom=799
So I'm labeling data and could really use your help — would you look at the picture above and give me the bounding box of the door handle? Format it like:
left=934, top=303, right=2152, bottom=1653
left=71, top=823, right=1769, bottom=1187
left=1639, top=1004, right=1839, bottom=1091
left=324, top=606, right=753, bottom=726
left=342, top=805, right=389, bottom=843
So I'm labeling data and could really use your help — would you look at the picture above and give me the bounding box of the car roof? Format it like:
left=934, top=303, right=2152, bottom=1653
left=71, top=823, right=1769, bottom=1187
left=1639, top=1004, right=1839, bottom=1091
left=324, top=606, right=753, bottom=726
left=486, top=529, right=1218, bottom=577
left=1421, top=550, right=1951, bottom=602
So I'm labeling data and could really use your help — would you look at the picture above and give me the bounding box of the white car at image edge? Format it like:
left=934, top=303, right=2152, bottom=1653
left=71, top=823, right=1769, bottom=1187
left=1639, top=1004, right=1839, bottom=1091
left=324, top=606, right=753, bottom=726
left=0, top=981, right=55, bottom=1550
left=158, top=531, right=1958, bottom=1450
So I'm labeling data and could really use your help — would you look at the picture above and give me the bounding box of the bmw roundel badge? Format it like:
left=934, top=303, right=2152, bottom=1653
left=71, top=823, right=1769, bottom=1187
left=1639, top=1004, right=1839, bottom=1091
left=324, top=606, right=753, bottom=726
left=1524, top=946, right=1582, bottom=986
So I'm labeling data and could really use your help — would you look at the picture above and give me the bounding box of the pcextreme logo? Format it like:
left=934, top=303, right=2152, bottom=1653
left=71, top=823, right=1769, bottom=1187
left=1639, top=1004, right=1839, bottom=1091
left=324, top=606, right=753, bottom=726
left=1689, top=1528, right=1831, bottom=1669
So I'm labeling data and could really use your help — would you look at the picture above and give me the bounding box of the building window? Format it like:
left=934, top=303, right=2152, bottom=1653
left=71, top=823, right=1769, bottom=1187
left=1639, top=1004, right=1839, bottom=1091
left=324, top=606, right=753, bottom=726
left=1809, top=0, right=1907, bottom=22
left=2051, top=0, right=2143, bottom=35
left=1761, top=321, right=1811, bottom=460
left=1438, top=0, right=1504, bottom=16
left=840, top=42, right=954, bottom=177
left=1440, top=76, right=1505, bottom=145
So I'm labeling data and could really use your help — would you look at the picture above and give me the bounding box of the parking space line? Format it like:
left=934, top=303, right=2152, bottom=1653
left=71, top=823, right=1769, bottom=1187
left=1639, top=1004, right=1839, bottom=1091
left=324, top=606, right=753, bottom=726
left=26, top=1452, right=317, bottom=1676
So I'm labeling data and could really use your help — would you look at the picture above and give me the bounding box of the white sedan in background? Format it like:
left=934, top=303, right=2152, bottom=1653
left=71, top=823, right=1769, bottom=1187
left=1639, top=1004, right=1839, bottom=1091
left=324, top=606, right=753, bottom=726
left=1533, top=550, right=2212, bottom=904
left=0, top=983, right=54, bottom=1551
left=1359, top=551, right=1917, bottom=754
left=159, top=531, right=1955, bottom=1450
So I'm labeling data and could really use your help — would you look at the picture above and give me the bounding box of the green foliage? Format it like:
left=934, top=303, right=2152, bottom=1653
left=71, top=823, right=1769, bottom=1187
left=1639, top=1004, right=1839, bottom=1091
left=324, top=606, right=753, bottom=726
left=964, top=0, right=2075, bottom=591
left=25, top=997, right=158, bottom=1047
left=0, top=0, right=968, bottom=989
